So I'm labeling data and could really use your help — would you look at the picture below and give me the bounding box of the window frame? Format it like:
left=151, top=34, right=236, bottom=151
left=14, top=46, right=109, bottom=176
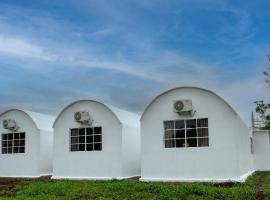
left=163, top=118, right=209, bottom=148
left=69, top=127, right=102, bottom=152
left=1, top=132, right=26, bottom=154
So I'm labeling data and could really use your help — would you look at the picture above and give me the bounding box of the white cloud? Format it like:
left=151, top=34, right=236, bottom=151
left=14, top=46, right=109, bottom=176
left=0, top=35, right=57, bottom=61
left=0, top=35, right=220, bottom=83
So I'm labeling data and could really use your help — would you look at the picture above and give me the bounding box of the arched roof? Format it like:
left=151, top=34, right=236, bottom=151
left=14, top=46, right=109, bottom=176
left=53, top=99, right=140, bottom=128
left=0, top=109, right=55, bottom=132
left=141, top=86, right=238, bottom=121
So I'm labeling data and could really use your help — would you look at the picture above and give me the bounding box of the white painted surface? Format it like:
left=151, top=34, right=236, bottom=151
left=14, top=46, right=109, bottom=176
left=122, top=124, right=141, bottom=177
left=140, top=87, right=253, bottom=182
left=53, top=100, right=140, bottom=128
left=0, top=109, right=54, bottom=177
left=39, top=130, right=53, bottom=175
left=253, top=130, right=270, bottom=171
left=52, top=100, right=140, bottom=179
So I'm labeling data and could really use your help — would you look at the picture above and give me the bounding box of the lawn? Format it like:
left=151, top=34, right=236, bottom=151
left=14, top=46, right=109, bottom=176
left=0, top=172, right=270, bottom=200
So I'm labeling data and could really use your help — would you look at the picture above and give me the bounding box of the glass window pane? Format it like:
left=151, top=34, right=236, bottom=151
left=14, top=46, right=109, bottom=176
left=2, top=148, right=7, bottom=154
left=86, top=136, right=93, bottom=143
left=187, top=138, right=197, bottom=147
left=14, top=140, right=20, bottom=146
left=175, top=130, right=185, bottom=138
left=2, top=141, right=7, bottom=148
left=175, top=120, right=184, bottom=129
left=79, top=144, right=85, bottom=151
left=7, top=147, right=12, bottom=153
left=8, top=134, right=13, bottom=140
left=186, top=119, right=196, bottom=129
left=14, top=133, right=20, bottom=139
left=94, top=135, right=102, bottom=143
left=70, top=144, right=78, bottom=151
left=165, top=139, right=175, bottom=148
left=86, top=128, right=93, bottom=135
left=186, top=129, right=197, bottom=138
left=164, top=121, right=174, bottom=130
left=86, top=144, right=93, bottom=151
left=94, top=143, right=102, bottom=151
left=71, top=129, right=78, bottom=137
left=7, top=141, right=12, bottom=147
left=197, top=118, right=208, bottom=127
left=164, top=130, right=174, bottom=140
left=79, top=128, right=85, bottom=136
left=175, top=139, right=185, bottom=147
left=13, top=147, right=19, bottom=153
left=79, top=136, right=85, bottom=143
left=19, top=147, right=25, bottom=153
left=94, top=127, right=102, bottom=135
left=2, top=134, right=8, bottom=140
left=71, top=137, right=78, bottom=144
left=197, top=128, right=208, bottom=137
left=20, top=140, right=25, bottom=147
left=198, top=138, right=209, bottom=147
left=20, top=133, right=25, bottom=139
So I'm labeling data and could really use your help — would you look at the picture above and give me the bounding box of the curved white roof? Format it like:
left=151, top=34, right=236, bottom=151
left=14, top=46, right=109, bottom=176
left=53, top=99, right=140, bottom=128
left=141, top=86, right=239, bottom=121
left=0, top=109, right=56, bottom=132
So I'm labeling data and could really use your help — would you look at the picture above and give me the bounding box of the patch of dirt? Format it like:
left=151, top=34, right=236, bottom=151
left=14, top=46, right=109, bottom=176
left=124, top=176, right=140, bottom=182
left=0, top=178, right=24, bottom=197
left=255, top=173, right=267, bottom=200
left=0, top=176, right=52, bottom=197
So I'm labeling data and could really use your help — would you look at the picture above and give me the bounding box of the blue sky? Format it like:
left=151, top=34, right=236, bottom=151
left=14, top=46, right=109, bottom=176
left=0, top=0, right=269, bottom=124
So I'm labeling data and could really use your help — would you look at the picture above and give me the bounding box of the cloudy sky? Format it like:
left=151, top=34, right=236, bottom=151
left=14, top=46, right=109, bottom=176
left=0, top=0, right=269, bottom=124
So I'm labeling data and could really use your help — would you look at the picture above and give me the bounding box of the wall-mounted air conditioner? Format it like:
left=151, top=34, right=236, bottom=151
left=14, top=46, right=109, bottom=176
left=74, top=111, right=92, bottom=125
left=2, top=119, right=18, bottom=130
left=174, top=99, right=195, bottom=116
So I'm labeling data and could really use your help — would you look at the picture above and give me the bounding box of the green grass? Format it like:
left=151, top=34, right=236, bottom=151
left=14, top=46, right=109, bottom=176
left=245, top=171, right=265, bottom=188
left=263, top=172, right=270, bottom=198
left=0, top=175, right=261, bottom=200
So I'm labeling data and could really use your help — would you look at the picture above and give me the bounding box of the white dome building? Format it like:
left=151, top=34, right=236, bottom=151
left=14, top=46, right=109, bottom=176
left=0, top=109, right=55, bottom=178
left=52, top=100, right=140, bottom=180
left=140, top=86, right=254, bottom=182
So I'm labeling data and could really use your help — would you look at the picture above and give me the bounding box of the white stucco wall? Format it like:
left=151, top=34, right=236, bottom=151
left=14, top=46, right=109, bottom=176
left=53, top=101, right=125, bottom=179
left=0, top=110, right=40, bottom=177
left=253, top=130, right=270, bottom=171
left=140, top=87, right=253, bottom=182
left=39, top=130, right=53, bottom=175
left=121, top=124, right=141, bottom=178
left=235, top=116, right=254, bottom=180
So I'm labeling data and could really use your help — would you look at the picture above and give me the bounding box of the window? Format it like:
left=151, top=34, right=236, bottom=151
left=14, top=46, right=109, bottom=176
left=1, top=132, right=25, bottom=154
left=70, top=127, right=102, bottom=152
left=164, top=118, right=209, bottom=148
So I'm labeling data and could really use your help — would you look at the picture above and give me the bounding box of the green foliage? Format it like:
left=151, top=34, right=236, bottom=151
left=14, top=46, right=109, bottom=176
left=255, top=100, right=270, bottom=129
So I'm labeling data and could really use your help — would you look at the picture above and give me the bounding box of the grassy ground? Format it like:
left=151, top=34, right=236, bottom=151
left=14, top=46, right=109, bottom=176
left=0, top=172, right=270, bottom=200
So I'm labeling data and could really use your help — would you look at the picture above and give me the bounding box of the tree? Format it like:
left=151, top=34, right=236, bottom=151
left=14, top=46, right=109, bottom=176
left=254, top=100, right=270, bottom=129
left=254, top=55, right=270, bottom=129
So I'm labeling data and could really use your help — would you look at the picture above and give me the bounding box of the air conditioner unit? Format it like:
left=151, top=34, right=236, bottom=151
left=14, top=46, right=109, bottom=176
left=74, top=111, right=91, bottom=124
left=174, top=99, right=194, bottom=116
left=2, top=119, right=17, bottom=130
